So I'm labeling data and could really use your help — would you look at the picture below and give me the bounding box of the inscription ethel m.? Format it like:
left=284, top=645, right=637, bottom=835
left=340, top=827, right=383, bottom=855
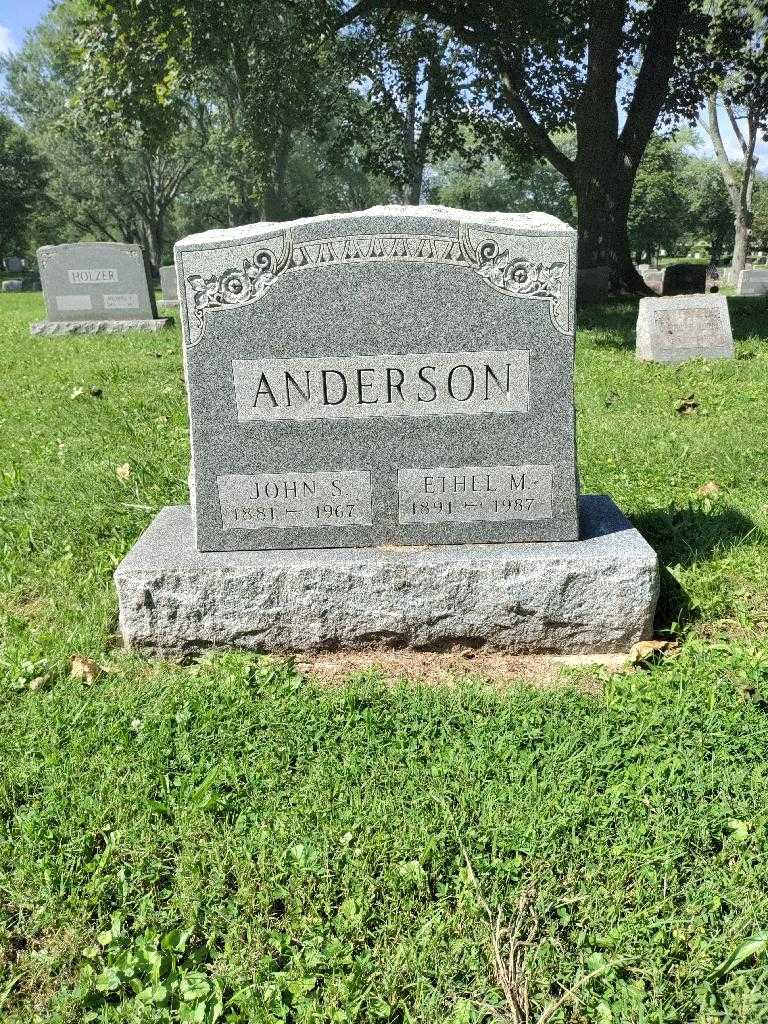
left=398, top=465, right=553, bottom=524
left=218, top=471, right=373, bottom=530
left=233, top=349, right=529, bottom=421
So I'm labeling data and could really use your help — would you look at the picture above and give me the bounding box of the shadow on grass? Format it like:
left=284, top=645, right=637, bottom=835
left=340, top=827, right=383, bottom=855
left=727, top=296, right=768, bottom=342
left=633, top=504, right=763, bottom=632
left=577, top=300, right=638, bottom=351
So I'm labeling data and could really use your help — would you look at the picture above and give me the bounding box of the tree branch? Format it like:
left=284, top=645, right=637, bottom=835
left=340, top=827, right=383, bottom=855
left=619, top=0, right=691, bottom=169
left=707, top=92, right=741, bottom=205
left=498, top=68, right=575, bottom=181
left=724, top=99, right=749, bottom=158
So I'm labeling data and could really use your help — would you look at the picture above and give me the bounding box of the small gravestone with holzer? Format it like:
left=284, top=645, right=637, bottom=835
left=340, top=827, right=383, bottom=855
left=115, top=205, right=658, bottom=656
left=30, top=242, right=172, bottom=335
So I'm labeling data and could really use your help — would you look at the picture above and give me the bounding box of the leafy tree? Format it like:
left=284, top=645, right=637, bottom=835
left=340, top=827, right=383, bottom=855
left=702, top=0, right=768, bottom=279
left=76, top=1, right=347, bottom=222
left=0, top=114, right=47, bottom=264
left=341, top=14, right=471, bottom=202
left=685, top=154, right=734, bottom=261
left=627, top=135, right=689, bottom=262
left=430, top=133, right=576, bottom=224
left=750, top=175, right=768, bottom=249
left=334, top=0, right=713, bottom=293
left=1, top=1, right=196, bottom=270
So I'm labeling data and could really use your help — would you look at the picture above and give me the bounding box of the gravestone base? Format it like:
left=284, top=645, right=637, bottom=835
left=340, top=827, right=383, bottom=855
left=30, top=317, right=173, bottom=336
left=115, top=496, right=659, bottom=657
left=157, top=298, right=179, bottom=309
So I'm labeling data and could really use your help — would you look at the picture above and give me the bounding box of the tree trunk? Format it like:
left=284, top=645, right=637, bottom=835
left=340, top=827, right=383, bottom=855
left=732, top=210, right=750, bottom=282
left=263, top=129, right=292, bottom=221
left=575, top=173, right=648, bottom=293
left=707, top=93, right=758, bottom=286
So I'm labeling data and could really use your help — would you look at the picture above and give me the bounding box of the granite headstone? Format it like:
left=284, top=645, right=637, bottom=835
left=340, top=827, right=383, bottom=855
left=737, top=268, right=768, bottom=296
left=5, top=256, right=23, bottom=272
left=115, top=204, right=659, bottom=656
left=662, top=263, right=706, bottom=296
left=31, top=242, right=171, bottom=335
left=2, top=279, right=22, bottom=293
left=640, top=268, right=664, bottom=295
left=176, top=206, right=580, bottom=552
left=159, top=264, right=179, bottom=307
left=636, top=295, right=734, bottom=363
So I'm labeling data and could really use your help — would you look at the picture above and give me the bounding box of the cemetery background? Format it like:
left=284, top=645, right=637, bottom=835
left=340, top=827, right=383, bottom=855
left=2, top=1, right=768, bottom=1021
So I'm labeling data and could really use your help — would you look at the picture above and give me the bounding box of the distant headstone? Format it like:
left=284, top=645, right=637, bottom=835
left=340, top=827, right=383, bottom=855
left=640, top=268, right=664, bottom=295
left=577, top=265, right=610, bottom=303
left=5, top=256, right=23, bottom=272
left=2, top=279, right=22, bottom=292
left=662, top=263, right=706, bottom=296
left=636, top=295, right=734, bottom=363
left=159, top=264, right=178, bottom=307
left=30, top=242, right=171, bottom=335
left=737, top=268, right=768, bottom=296
left=115, top=204, right=658, bottom=655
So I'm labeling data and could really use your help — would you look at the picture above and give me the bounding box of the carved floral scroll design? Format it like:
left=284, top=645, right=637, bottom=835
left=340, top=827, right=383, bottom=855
left=185, top=224, right=570, bottom=343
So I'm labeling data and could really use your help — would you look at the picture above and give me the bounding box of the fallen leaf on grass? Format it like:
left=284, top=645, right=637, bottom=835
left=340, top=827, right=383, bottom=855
left=630, top=639, right=674, bottom=665
left=69, top=654, right=102, bottom=684
left=70, top=386, right=85, bottom=400
left=116, top=463, right=131, bottom=482
left=675, top=394, right=698, bottom=415
left=28, top=674, right=52, bottom=691
left=725, top=818, right=751, bottom=844
left=697, top=481, right=722, bottom=497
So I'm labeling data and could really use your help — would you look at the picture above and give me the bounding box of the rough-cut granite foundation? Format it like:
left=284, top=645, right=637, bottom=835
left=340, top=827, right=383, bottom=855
left=30, top=318, right=173, bottom=335
left=115, top=495, right=659, bottom=656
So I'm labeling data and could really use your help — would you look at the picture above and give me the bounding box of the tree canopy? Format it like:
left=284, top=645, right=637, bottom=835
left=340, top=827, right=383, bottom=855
left=1, top=0, right=766, bottom=283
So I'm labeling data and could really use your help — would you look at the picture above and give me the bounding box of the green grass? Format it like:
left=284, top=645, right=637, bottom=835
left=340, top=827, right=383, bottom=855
left=1, top=292, right=768, bottom=1023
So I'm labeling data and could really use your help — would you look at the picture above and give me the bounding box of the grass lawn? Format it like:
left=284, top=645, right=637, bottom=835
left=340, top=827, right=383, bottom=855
left=1, top=292, right=768, bottom=1023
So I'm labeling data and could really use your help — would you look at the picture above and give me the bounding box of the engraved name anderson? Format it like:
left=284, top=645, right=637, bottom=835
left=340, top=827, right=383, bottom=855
left=233, top=349, right=529, bottom=422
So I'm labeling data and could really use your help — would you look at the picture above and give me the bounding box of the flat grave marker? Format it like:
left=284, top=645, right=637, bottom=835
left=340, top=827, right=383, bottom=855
left=636, top=294, right=734, bottom=363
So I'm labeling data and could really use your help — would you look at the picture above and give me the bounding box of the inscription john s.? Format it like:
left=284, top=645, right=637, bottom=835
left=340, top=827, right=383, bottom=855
left=398, top=464, right=554, bottom=524
left=218, top=471, right=373, bottom=530
left=233, top=349, right=529, bottom=422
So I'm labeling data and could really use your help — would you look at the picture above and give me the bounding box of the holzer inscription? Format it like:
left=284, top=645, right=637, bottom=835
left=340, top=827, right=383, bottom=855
left=218, top=471, right=373, bottom=530
left=398, top=464, right=553, bottom=524
left=68, top=268, right=119, bottom=284
left=233, top=349, right=529, bottom=422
